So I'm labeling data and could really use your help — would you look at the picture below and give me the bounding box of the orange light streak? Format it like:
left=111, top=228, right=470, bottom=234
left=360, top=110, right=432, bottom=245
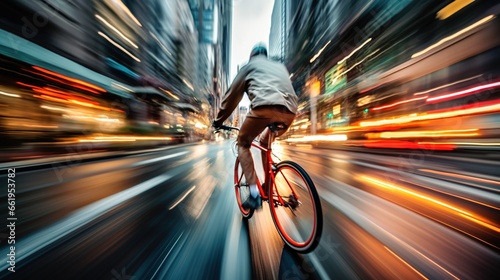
left=400, top=178, right=500, bottom=211
left=34, top=94, right=71, bottom=104
left=374, top=129, right=479, bottom=139
left=384, top=247, right=428, bottom=279
left=26, top=70, right=68, bottom=85
left=43, top=87, right=100, bottom=105
left=361, top=176, right=500, bottom=233
left=78, top=136, right=172, bottom=142
left=70, top=100, right=111, bottom=111
left=363, top=140, right=456, bottom=150
left=16, top=82, right=40, bottom=88
left=33, top=88, right=69, bottom=100
left=32, top=66, right=106, bottom=93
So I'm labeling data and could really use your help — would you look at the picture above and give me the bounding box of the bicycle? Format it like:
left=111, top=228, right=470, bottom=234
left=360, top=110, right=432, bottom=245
left=216, top=123, right=323, bottom=253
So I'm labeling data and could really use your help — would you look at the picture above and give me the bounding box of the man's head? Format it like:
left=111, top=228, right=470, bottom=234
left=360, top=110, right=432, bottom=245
left=249, top=42, right=268, bottom=59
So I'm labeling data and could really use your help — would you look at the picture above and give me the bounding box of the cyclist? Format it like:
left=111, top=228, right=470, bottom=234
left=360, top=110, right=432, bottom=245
left=212, top=42, right=298, bottom=210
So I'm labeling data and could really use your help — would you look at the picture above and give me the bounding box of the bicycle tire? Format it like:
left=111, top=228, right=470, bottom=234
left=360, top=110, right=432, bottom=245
left=234, top=157, right=254, bottom=219
left=269, top=160, right=323, bottom=253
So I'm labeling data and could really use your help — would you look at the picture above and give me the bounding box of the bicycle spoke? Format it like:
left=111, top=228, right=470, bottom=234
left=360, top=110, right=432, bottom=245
left=269, top=161, right=322, bottom=253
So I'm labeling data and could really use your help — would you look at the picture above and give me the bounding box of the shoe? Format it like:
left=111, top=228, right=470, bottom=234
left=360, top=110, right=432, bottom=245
left=242, top=195, right=262, bottom=210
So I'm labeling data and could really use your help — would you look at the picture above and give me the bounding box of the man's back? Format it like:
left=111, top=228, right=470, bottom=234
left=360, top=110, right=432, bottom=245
left=240, top=56, right=298, bottom=114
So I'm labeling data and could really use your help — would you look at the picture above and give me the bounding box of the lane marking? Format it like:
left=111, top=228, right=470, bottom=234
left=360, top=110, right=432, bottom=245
left=169, top=186, right=196, bottom=210
left=150, top=232, right=184, bottom=280
left=132, top=151, right=188, bottom=167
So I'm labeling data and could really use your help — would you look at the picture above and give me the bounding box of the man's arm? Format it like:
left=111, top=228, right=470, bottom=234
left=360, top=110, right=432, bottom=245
left=213, top=68, right=247, bottom=126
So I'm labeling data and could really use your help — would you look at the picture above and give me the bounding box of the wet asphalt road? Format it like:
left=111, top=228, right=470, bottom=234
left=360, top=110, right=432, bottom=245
left=1, top=140, right=499, bottom=279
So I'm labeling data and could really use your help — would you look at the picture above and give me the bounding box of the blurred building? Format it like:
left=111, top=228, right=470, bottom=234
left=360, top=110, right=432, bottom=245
left=268, top=0, right=293, bottom=63
left=0, top=0, right=226, bottom=143
left=188, top=0, right=231, bottom=121
left=275, top=0, right=500, bottom=145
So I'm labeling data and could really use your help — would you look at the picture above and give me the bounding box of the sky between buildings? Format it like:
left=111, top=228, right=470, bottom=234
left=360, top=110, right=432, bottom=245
left=230, top=0, right=275, bottom=107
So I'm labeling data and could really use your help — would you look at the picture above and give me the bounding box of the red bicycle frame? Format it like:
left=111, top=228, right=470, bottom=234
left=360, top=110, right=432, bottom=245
left=250, top=134, right=299, bottom=206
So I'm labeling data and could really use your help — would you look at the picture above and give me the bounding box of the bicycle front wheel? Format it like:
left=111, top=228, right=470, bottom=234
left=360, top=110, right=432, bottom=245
left=234, top=157, right=254, bottom=219
left=270, top=161, right=323, bottom=253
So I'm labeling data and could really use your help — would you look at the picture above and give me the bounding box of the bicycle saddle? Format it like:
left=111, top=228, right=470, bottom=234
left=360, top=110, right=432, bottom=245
left=268, top=122, right=288, bottom=132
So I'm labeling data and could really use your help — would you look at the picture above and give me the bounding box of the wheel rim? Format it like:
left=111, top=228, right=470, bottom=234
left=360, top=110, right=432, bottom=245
left=270, top=165, right=317, bottom=249
left=234, top=158, right=252, bottom=217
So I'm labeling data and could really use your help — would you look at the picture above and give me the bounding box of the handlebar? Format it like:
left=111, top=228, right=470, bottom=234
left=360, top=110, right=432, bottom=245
left=214, top=125, right=239, bottom=132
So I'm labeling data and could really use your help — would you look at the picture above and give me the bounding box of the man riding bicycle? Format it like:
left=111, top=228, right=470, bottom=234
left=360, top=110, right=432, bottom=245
left=212, top=43, right=298, bottom=210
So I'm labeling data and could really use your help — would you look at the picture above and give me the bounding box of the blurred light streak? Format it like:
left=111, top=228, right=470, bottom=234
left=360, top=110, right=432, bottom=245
left=333, top=48, right=380, bottom=81
left=384, top=247, right=428, bottom=280
left=363, top=141, right=456, bottom=150
left=25, top=70, right=68, bottom=85
left=94, top=117, right=121, bottom=123
left=309, top=40, right=331, bottom=63
left=40, top=105, right=67, bottom=112
left=32, top=66, right=106, bottom=93
left=0, top=90, right=20, bottom=98
left=286, top=134, right=348, bottom=142
left=182, top=79, right=194, bottom=91
left=337, top=38, right=372, bottom=65
left=289, top=73, right=294, bottom=78
left=426, top=81, right=500, bottom=103
left=437, top=0, right=475, bottom=20
left=370, top=91, right=407, bottom=104
left=419, top=169, right=500, bottom=186
left=43, top=87, right=93, bottom=99
left=359, top=101, right=500, bottom=127
left=373, top=96, right=427, bottom=111
left=22, top=124, right=58, bottom=128
left=195, top=122, right=207, bottom=129
left=159, top=87, right=179, bottom=100
left=361, top=176, right=500, bottom=233
left=150, top=232, right=183, bottom=280
left=16, top=82, right=37, bottom=88
left=33, top=88, right=71, bottom=100
left=70, top=100, right=111, bottom=111
left=34, top=94, right=71, bottom=104
left=40, top=87, right=100, bottom=103
left=360, top=82, right=386, bottom=94
left=112, top=82, right=133, bottom=92
left=150, top=32, right=172, bottom=56
left=372, top=129, right=479, bottom=139
left=95, top=14, right=138, bottom=48
left=411, top=15, right=495, bottom=58
left=419, top=141, right=500, bottom=146
left=459, top=213, right=500, bottom=233
left=340, top=0, right=373, bottom=34
left=169, top=186, right=196, bottom=210
left=400, top=178, right=500, bottom=212
left=413, top=75, right=482, bottom=95
left=78, top=136, right=172, bottom=142
left=114, top=0, right=142, bottom=27
left=98, top=31, right=140, bottom=62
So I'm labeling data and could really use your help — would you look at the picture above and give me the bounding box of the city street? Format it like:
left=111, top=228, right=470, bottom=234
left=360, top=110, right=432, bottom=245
left=1, top=141, right=499, bottom=279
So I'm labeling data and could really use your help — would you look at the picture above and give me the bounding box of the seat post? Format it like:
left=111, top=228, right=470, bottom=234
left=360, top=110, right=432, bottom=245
left=267, top=131, right=274, bottom=150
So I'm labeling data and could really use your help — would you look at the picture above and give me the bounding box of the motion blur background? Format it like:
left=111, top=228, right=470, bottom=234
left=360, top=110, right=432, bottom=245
left=1, top=1, right=500, bottom=279
left=0, top=0, right=499, bottom=153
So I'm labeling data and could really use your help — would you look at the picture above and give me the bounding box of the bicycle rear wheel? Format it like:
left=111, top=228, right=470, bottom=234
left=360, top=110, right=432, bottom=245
left=269, top=161, right=322, bottom=253
left=234, top=157, right=254, bottom=219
